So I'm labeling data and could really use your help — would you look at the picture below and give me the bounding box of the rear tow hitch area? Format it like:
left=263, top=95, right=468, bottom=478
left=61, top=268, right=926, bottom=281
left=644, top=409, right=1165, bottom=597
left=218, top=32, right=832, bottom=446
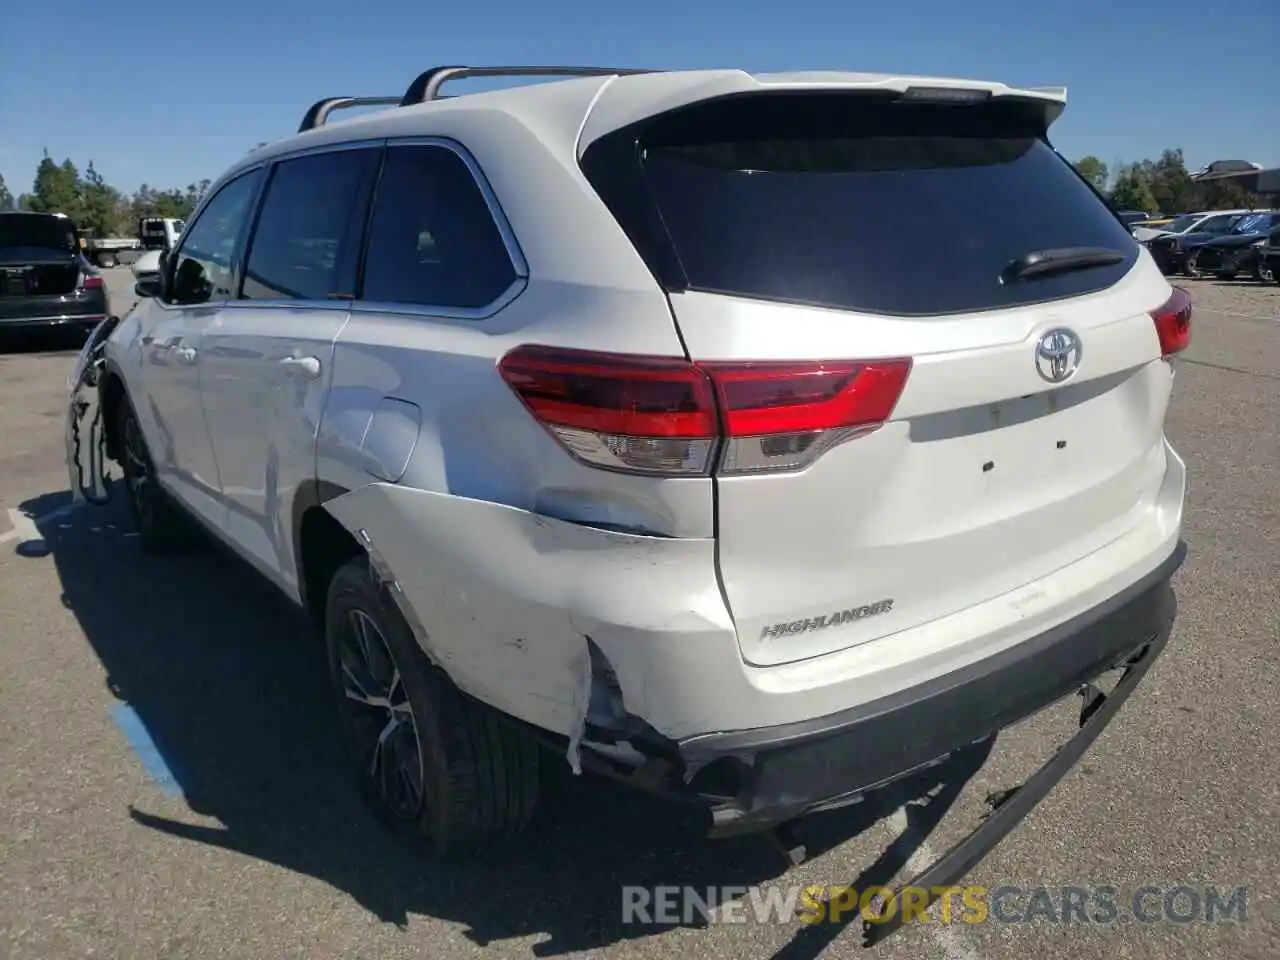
left=857, top=631, right=1168, bottom=948
left=65, top=314, right=121, bottom=506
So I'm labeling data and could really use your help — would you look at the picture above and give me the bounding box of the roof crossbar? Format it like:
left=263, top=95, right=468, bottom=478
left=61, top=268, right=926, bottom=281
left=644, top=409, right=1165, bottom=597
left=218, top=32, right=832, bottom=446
left=399, top=65, right=657, bottom=106
left=298, top=96, right=403, bottom=133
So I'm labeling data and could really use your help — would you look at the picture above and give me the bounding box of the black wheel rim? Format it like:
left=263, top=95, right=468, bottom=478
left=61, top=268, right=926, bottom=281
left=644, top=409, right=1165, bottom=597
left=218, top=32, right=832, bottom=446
left=338, top=609, right=425, bottom=820
left=122, top=413, right=154, bottom=529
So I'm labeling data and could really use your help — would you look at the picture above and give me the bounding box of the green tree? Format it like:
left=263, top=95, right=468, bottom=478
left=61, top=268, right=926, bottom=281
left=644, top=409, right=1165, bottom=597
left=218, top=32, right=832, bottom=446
left=27, top=150, right=82, bottom=217
left=1142, top=149, right=1195, bottom=214
left=79, top=161, right=123, bottom=236
left=1074, top=156, right=1109, bottom=193
left=1110, top=165, right=1159, bottom=213
left=0, top=173, right=12, bottom=211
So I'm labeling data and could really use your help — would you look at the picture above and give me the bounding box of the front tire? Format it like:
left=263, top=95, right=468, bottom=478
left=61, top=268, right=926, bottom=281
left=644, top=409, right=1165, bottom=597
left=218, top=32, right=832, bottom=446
left=116, top=397, right=189, bottom=551
left=1255, top=260, right=1275, bottom=284
left=1184, top=251, right=1202, bottom=278
left=325, top=558, right=540, bottom=858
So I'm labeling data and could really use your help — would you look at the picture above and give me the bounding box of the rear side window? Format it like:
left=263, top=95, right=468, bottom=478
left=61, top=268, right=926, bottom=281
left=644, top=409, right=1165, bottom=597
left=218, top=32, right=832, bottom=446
left=585, top=94, right=1141, bottom=317
left=241, top=148, right=379, bottom=301
left=360, top=144, right=517, bottom=310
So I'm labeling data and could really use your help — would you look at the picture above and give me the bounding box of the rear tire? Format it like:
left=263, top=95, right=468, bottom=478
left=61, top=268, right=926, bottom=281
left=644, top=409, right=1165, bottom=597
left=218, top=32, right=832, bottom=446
left=1255, top=260, right=1275, bottom=284
left=325, top=558, right=540, bottom=859
left=97, top=252, right=117, bottom=268
left=116, top=396, right=190, bottom=552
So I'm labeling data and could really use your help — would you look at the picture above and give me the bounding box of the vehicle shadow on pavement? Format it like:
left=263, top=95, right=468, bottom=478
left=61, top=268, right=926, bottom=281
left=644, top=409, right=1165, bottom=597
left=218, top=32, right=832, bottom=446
left=23, top=487, right=992, bottom=958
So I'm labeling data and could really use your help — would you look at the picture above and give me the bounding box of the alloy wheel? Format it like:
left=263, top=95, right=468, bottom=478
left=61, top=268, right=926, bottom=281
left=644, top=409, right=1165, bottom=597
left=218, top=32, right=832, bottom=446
left=122, top=414, right=155, bottom=529
left=338, top=609, right=425, bottom=820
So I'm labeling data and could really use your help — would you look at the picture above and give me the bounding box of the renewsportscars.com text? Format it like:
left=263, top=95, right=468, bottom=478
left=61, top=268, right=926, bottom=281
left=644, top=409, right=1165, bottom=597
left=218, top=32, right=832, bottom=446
left=621, top=884, right=1249, bottom=927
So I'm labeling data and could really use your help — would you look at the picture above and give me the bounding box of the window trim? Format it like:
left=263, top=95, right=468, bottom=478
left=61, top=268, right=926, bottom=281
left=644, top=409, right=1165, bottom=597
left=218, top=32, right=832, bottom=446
left=350, top=135, right=529, bottom=321
left=160, top=166, right=268, bottom=309
left=231, top=139, right=383, bottom=309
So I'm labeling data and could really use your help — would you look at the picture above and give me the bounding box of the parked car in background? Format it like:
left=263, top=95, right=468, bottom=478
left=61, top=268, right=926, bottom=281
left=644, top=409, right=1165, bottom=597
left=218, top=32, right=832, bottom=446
left=1133, top=210, right=1247, bottom=244
left=1145, top=211, right=1255, bottom=274
left=1258, top=228, right=1280, bottom=284
left=0, top=212, right=110, bottom=335
left=1183, top=212, right=1280, bottom=279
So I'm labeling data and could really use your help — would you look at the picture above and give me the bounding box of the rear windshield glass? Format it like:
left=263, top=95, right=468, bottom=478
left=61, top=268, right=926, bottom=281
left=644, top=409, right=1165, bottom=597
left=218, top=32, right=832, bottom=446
left=629, top=95, right=1140, bottom=316
left=0, top=214, right=78, bottom=252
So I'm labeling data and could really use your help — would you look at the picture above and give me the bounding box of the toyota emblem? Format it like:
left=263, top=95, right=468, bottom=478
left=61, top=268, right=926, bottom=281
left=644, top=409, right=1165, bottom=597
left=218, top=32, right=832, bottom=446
left=1035, top=328, right=1082, bottom=384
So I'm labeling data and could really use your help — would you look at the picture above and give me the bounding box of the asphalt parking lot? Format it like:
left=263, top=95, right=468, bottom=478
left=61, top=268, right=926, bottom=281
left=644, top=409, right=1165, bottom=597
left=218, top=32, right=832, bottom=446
left=1, top=268, right=1278, bottom=960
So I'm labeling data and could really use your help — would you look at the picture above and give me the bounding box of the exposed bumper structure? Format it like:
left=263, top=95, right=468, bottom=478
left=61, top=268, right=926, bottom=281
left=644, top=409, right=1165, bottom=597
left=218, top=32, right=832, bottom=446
left=684, top=540, right=1183, bottom=837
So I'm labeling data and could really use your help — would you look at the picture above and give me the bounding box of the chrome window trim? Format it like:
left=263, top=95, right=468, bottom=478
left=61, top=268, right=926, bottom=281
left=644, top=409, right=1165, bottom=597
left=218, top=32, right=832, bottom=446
left=181, top=135, right=529, bottom=321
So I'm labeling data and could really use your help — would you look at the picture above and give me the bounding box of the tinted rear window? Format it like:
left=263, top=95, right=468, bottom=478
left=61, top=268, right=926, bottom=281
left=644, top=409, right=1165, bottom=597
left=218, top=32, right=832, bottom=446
left=592, top=94, right=1140, bottom=317
left=0, top=214, right=78, bottom=252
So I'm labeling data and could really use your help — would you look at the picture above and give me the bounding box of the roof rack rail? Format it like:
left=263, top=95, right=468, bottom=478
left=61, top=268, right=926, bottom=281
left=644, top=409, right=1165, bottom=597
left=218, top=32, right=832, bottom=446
left=298, top=96, right=403, bottom=133
left=399, top=65, right=657, bottom=106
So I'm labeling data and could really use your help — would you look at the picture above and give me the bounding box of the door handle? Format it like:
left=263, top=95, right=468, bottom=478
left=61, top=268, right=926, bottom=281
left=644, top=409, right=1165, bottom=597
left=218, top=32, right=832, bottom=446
left=174, top=346, right=198, bottom=364
left=279, top=355, right=322, bottom=379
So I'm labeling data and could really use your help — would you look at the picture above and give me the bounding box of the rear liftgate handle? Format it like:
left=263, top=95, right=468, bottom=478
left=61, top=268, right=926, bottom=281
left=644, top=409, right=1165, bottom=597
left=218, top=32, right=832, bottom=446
left=279, top=355, right=322, bottom=380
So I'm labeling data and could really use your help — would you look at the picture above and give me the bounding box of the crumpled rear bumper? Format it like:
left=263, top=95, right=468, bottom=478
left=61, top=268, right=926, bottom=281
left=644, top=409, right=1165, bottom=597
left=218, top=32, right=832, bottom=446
left=682, top=540, right=1184, bottom=837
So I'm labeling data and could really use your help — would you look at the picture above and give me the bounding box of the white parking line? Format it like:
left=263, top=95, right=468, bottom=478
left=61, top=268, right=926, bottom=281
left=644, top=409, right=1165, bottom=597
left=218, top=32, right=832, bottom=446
left=0, top=501, right=83, bottom=544
left=883, top=806, right=984, bottom=960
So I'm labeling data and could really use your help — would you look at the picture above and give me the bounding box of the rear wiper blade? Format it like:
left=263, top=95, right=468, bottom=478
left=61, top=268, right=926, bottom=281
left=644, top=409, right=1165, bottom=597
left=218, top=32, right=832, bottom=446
left=1000, top=247, right=1126, bottom=284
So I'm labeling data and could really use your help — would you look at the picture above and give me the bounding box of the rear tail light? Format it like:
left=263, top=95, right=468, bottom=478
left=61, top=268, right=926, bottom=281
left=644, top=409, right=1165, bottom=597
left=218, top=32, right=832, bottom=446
left=497, top=345, right=911, bottom=477
left=80, top=274, right=104, bottom=291
left=1150, top=286, right=1192, bottom=357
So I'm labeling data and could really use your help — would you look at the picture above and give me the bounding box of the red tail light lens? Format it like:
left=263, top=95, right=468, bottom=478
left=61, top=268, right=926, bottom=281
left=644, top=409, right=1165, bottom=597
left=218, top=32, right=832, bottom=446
left=1151, top=286, right=1192, bottom=356
left=498, top=345, right=911, bottom=476
left=81, top=274, right=104, bottom=290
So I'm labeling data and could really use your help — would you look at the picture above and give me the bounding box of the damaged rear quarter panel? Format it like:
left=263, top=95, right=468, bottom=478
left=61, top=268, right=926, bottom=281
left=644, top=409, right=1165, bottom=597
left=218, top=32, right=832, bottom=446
left=322, top=483, right=733, bottom=739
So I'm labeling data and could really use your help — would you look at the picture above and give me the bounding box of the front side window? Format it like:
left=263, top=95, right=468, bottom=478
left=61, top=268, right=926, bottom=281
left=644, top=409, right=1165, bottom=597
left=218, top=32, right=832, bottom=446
left=360, top=144, right=518, bottom=310
left=240, top=148, right=379, bottom=301
left=167, top=170, right=264, bottom=305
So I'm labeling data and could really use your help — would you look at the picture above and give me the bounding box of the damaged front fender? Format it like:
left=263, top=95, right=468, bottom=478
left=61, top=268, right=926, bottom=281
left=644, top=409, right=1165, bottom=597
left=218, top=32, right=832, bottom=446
left=320, top=483, right=735, bottom=756
left=65, top=315, right=122, bottom=506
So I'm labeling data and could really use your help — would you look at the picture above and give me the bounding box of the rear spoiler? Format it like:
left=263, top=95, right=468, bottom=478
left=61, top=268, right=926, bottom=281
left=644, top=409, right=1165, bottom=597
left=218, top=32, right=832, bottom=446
left=577, top=72, right=1069, bottom=153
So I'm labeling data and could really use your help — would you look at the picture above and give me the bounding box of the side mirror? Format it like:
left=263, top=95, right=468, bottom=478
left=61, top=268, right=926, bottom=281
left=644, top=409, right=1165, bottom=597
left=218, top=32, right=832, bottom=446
left=134, top=277, right=162, bottom=299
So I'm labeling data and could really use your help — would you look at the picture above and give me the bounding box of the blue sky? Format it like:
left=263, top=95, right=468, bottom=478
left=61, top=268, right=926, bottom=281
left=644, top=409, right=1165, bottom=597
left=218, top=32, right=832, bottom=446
left=2, top=0, right=1276, bottom=198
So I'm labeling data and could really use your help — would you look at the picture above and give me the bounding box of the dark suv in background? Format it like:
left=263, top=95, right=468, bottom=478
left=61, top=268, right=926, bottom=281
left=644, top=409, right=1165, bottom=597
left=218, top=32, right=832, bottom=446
left=1186, top=212, right=1280, bottom=280
left=0, top=212, right=110, bottom=336
left=1145, top=211, right=1245, bottom=275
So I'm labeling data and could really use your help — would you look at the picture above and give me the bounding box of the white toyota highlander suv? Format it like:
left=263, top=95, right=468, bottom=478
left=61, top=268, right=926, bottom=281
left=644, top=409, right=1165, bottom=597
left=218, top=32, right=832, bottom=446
left=67, top=66, right=1189, bottom=926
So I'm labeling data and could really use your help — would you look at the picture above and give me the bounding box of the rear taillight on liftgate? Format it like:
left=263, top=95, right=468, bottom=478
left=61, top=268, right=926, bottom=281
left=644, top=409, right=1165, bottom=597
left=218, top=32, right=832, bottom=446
left=1150, top=286, right=1192, bottom=357
left=80, top=273, right=104, bottom=291
left=497, top=344, right=912, bottom=477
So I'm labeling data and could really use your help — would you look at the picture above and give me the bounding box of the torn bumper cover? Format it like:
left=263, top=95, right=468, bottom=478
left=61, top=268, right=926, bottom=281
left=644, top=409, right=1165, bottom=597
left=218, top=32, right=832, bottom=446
left=323, top=483, right=1184, bottom=850
left=680, top=541, right=1184, bottom=839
